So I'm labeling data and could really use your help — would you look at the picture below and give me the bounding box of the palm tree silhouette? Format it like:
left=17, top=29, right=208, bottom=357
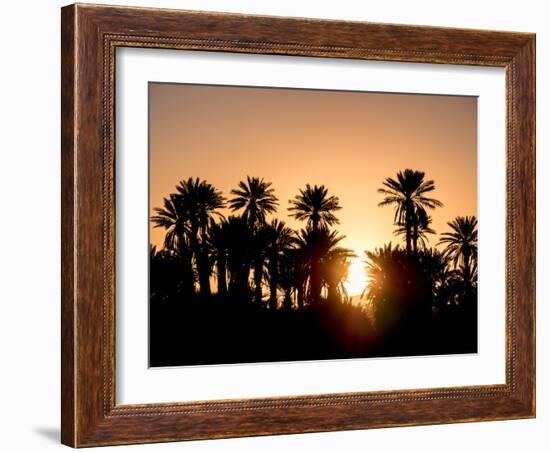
left=278, top=248, right=300, bottom=310
left=264, top=219, right=295, bottom=310
left=207, top=218, right=229, bottom=297
left=288, top=184, right=341, bottom=231
left=228, top=176, right=279, bottom=227
left=415, top=247, right=454, bottom=308
left=150, top=245, right=189, bottom=302
left=294, top=226, right=347, bottom=305
left=175, top=177, right=225, bottom=298
left=151, top=194, right=187, bottom=252
left=393, top=209, right=435, bottom=254
left=151, top=194, right=195, bottom=300
left=363, top=243, right=436, bottom=332
left=438, top=216, right=478, bottom=289
left=250, top=225, right=270, bottom=304
left=378, top=169, right=442, bottom=256
left=362, top=243, right=399, bottom=302
left=229, top=176, right=280, bottom=304
left=322, top=248, right=355, bottom=303
left=224, top=215, right=254, bottom=301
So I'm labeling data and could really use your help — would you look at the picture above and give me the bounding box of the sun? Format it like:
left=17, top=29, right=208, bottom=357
left=343, top=256, right=367, bottom=298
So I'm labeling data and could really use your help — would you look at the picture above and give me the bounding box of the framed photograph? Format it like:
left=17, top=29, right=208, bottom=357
left=61, top=3, right=535, bottom=447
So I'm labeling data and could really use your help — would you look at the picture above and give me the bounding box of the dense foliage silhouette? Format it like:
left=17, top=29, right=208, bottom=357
left=149, top=170, right=477, bottom=366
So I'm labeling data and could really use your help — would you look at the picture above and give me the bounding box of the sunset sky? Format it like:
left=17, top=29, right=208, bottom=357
left=149, top=83, right=477, bottom=296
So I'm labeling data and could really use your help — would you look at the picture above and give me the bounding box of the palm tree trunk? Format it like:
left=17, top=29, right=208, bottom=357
left=283, top=289, right=292, bottom=310
left=197, top=248, right=211, bottom=298
left=188, top=222, right=207, bottom=297
left=463, top=250, right=471, bottom=292
left=297, top=284, right=305, bottom=309
left=181, top=253, right=195, bottom=301
left=310, top=260, right=322, bottom=304
left=312, top=216, right=319, bottom=232
left=216, top=256, right=227, bottom=297
left=412, top=220, right=418, bottom=255
left=178, top=236, right=195, bottom=301
left=253, top=257, right=263, bottom=304
left=268, top=255, right=278, bottom=310
left=405, top=210, right=413, bottom=257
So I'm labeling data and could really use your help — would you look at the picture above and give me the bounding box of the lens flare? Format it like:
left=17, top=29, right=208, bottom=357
left=343, top=257, right=366, bottom=297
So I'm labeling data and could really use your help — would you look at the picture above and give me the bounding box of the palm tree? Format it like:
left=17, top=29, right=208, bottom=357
left=207, top=219, right=229, bottom=297
left=322, top=248, right=355, bottom=303
left=378, top=169, right=442, bottom=256
left=438, top=216, right=478, bottom=289
left=278, top=248, right=300, bottom=310
left=151, top=194, right=187, bottom=252
left=224, top=215, right=254, bottom=302
left=362, top=243, right=431, bottom=331
left=250, top=226, right=270, bottom=304
left=294, top=226, right=347, bottom=305
left=151, top=194, right=195, bottom=300
left=416, top=247, right=453, bottom=309
left=175, top=178, right=225, bottom=298
left=288, top=184, right=341, bottom=231
left=229, top=177, right=279, bottom=304
left=393, top=209, right=436, bottom=254
left=149, top=245, right=187, bottom=302
left=362, top=243, right=401, bottom=304
left=264, top=219, right=295, bottom=310
left=228, top=176, right=279, bottom=228
left=280, top=246, right=308, bottom=310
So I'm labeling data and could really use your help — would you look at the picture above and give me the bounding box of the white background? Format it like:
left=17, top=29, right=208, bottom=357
left=117, top=49, right=506, bottom=404
left=0, top=0, right=546, bottom=451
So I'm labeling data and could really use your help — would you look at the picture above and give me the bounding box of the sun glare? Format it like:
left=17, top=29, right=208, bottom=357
left=343, top=256, right=367, bottom=298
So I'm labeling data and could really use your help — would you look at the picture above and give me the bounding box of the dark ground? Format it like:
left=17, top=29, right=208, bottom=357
left=149, top=297, right=477, bottom=367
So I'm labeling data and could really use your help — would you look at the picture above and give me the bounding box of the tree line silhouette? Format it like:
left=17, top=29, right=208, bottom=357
left=149, top=169, right=478, bottom=366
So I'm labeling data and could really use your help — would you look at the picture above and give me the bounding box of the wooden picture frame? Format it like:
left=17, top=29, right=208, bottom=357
left=61, top=3, right=535, bottom=447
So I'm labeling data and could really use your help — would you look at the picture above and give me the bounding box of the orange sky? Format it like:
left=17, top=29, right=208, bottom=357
left=149, top=82, right=477, bottom=294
